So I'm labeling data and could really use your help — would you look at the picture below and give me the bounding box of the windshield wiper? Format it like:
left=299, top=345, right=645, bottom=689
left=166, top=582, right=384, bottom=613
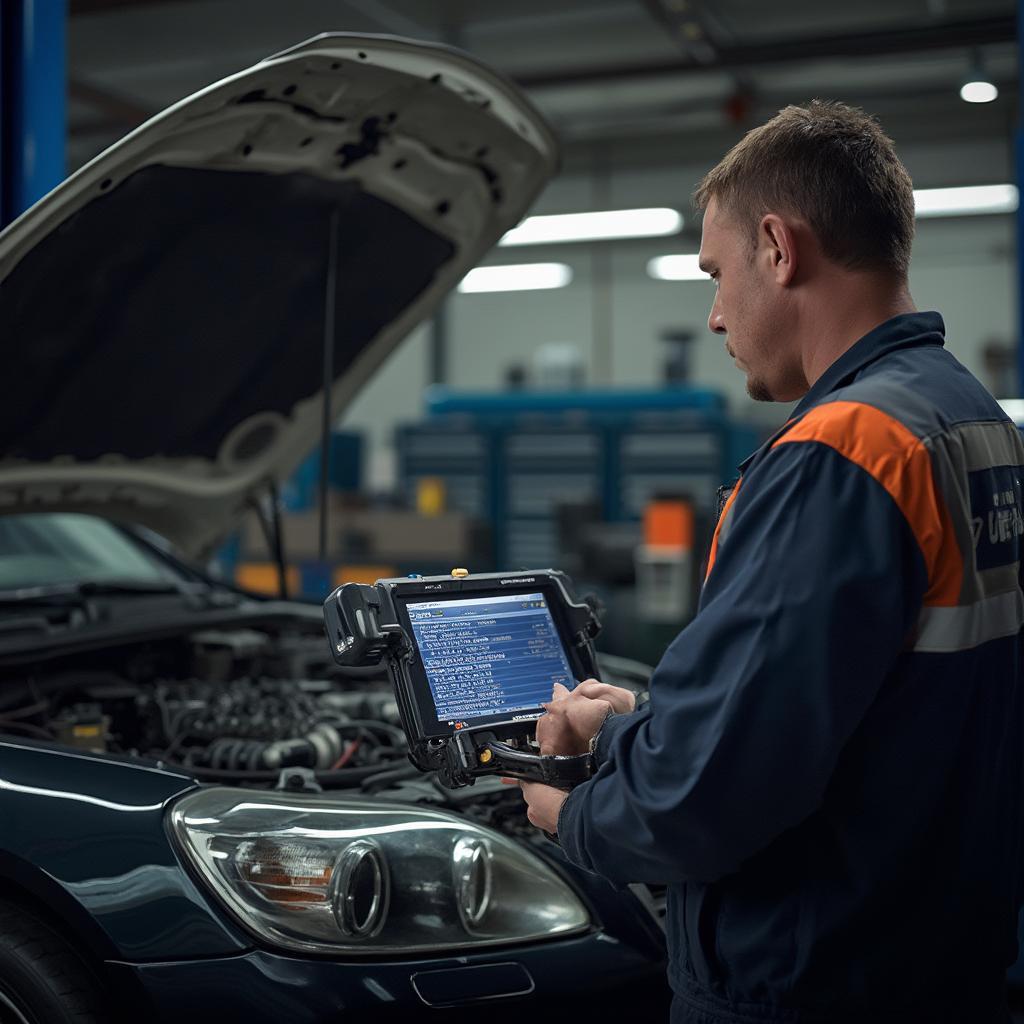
left=0, top=579, right=238, bottom=608
left=0, top=580, right=181, bottom=603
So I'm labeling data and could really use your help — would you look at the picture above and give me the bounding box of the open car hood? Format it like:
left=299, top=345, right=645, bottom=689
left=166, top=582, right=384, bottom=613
left=0, top=34, right=558, bottom=557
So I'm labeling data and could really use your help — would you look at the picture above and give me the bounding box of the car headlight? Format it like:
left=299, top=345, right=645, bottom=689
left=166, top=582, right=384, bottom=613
left=167, top=787, right=591, bottom=955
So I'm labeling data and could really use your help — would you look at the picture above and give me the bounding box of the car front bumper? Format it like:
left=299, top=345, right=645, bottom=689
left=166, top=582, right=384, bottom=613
left=106, top=931, right=668, bottom=1022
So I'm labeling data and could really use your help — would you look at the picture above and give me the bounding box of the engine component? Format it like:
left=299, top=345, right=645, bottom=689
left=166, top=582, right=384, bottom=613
left=51, top=703, right=109, bottom=753
left=0, top=614, right=456, bottom=793
left=201, top=724, right=344, bottom=771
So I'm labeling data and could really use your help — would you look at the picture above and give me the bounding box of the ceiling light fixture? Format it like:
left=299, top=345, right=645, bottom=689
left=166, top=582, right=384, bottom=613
left=647, top=254, right=706, bottom=281
left=499, top=208, right=683, bottom=246
left=960, top=51, right=999, bottom=104
left=961, top=79, right=998, bottom=103
left=913, top=184, right=1018, bottom=218
left=457, top=263, right=572, bottom=293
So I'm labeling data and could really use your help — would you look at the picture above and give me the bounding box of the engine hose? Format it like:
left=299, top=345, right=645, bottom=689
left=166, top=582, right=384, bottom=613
left=360, top=763, right=421, bottom=793
left=327, top=719, right=406, bottom=745
left=206, top=738, right=246, bottom=771
left=201, top=725, right=344, bottom=771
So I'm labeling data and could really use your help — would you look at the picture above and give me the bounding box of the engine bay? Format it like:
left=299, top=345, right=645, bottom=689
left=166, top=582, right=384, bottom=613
left=0, top=620, right=424, bottom=788
left=0, top=607, right=652, bottom=851
left=0, top=610, right=665, bottom=944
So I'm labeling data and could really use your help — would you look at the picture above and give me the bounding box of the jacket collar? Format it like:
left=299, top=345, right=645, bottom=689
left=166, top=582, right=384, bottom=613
left=737, top=311, right=946, bottom=474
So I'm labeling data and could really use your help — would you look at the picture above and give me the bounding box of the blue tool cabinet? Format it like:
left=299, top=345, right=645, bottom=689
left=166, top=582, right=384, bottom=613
left=397, top=389, right=760, bottom=568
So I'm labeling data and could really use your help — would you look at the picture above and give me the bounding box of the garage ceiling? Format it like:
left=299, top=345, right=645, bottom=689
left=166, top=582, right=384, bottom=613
left=68, top=0, right=1017, bottom=178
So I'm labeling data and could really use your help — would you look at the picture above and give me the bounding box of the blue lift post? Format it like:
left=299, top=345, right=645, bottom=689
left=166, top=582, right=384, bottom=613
left=0, top=0, right=67, bottom=229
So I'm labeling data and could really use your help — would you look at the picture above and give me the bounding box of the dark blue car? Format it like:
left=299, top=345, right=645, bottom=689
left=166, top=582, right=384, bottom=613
left=0, top=34, right=668, bottom=1023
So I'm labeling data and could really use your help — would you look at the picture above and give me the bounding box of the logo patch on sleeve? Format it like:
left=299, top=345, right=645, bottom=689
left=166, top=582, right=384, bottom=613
left=969, top=465, right=1024, bottom=571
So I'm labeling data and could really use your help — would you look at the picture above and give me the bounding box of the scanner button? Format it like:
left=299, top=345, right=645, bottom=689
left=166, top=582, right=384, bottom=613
left=407, top=573, right=422, bottom=579
left=451, top=567, right=470, bottom=578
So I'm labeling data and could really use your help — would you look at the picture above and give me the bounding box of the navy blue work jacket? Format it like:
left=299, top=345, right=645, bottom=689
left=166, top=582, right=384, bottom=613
left=558, top=312, right=1024, bottom=1023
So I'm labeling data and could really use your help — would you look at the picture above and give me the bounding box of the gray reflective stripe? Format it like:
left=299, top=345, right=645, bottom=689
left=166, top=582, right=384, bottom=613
left=822, top=379, right=1022, bottom=468
left=922, top=441, right=975, bottom=604
left=978, top=563, right=1021, bottom=594
left=826, top=379, right=943, bottom=439
left=923, top=422, right=1024, bottom=604
left=927, top=420, right=1024, bottom=474
left=912, top=588, right=1024, bottom=653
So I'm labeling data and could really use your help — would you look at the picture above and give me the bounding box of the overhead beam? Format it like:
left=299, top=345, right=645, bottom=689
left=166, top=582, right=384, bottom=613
left=516, top=15, right=1016, bottom=89
left=69, top=0, right=202, bottom=13
left=550, top=74, right=1018, bottom=139
left=641, top=0, right=719, bottom=64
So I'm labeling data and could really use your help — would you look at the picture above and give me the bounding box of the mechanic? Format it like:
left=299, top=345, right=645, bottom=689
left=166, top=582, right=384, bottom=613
left=519, top=100, right=1024, bottom=1023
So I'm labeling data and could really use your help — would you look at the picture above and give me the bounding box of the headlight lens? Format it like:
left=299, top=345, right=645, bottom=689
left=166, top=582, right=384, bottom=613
left=167, top=787, right=590, bottom=954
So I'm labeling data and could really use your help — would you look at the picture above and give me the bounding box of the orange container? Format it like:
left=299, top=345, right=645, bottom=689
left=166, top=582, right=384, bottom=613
left=643, top=499, right=694, bottom=550
left=236, top=563, right=301, bottom=596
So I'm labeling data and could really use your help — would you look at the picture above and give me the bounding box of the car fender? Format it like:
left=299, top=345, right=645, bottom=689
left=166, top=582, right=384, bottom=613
left=0, top=739, right=250, bottom=960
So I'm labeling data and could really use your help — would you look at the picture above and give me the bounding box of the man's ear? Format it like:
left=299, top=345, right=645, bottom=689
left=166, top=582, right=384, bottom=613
left=760, top=213, right=797, bottom=287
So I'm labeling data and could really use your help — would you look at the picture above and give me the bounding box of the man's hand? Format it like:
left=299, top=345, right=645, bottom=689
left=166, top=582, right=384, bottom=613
left=572, top=679, right=638, bottom=715
left=520, top=781, right=567, bottom=834
left=516, top=679, right=639, bottom=837
left=535, top=678, right=636, bottom=756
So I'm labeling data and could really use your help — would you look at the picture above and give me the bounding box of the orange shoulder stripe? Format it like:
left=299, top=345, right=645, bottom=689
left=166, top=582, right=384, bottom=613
left=772, top=400, right=961, bottom=606
left=704, top=480, right=743, bottom=583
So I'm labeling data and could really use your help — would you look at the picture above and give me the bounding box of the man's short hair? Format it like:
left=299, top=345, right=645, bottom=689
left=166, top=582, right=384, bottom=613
left=694, top=100, right=915, bottom=279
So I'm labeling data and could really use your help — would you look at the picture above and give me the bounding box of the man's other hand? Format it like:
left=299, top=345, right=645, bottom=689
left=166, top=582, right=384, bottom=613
left=520, top=781, right=568, bottom=834
left=572, top=679, right=637, bottom=714
left=535, top=678, right=635, bottom=756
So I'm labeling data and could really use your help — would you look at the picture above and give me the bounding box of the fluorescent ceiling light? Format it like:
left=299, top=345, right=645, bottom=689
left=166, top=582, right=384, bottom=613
left=647, top=254, right=706, bottom=281
left=458, top=262, right=572, bottom=293
left=960, top=80, right=998, bottom=103
left=499, top=207, right=683, bottom=246
left=913, top=184, right=1017, bottom=218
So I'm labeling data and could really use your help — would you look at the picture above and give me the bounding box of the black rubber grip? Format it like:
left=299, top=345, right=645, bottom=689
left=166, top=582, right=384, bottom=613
left=484, top=741, right=592, bottom=789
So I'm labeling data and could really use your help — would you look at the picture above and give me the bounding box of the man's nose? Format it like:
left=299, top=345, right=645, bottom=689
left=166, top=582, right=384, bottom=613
left=708, top=293, right=726, bottom=335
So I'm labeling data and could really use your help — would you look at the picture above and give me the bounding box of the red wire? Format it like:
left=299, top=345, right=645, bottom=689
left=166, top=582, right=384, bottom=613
left=331, top=738, right=361, bottom=770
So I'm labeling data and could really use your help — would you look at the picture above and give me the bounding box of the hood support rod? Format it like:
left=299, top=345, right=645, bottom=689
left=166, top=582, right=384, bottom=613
left=268, top=480, right=289, bottom=600
left=319, top=208, right=340, bottom=565
left=247, top=483, right=289, bottom=600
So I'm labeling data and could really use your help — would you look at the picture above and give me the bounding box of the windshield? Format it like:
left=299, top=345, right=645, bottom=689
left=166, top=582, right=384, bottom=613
left=0, top=514, right=181, bottom=591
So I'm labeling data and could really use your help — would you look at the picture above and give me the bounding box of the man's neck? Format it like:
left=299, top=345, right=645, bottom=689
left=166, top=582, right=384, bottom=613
left=801, top=278, right=917, bottom=387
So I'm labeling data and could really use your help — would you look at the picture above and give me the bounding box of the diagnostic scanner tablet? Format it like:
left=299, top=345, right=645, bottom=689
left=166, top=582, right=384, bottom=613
left=323, top=569, right=602, bottom=789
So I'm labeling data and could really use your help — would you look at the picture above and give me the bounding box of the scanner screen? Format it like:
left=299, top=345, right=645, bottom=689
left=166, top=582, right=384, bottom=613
left=406, top=592, right=575, bottom=724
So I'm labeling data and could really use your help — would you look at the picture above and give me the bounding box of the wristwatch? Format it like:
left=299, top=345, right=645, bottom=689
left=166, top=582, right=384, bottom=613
left=587, top=706, right=614, bottom=772
left=587, top=690, right=648, bottom=771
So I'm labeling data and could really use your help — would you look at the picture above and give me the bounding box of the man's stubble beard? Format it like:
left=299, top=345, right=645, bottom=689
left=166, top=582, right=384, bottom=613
left=727, top=341, right=775, bottom=401
left=745, top=358, right=810, bottom=403
left=746, top=376, right=774, bottom=402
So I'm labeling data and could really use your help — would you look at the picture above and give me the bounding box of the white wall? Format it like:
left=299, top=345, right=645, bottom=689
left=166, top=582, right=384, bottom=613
left=341, top=139, right=1019, bottom=491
